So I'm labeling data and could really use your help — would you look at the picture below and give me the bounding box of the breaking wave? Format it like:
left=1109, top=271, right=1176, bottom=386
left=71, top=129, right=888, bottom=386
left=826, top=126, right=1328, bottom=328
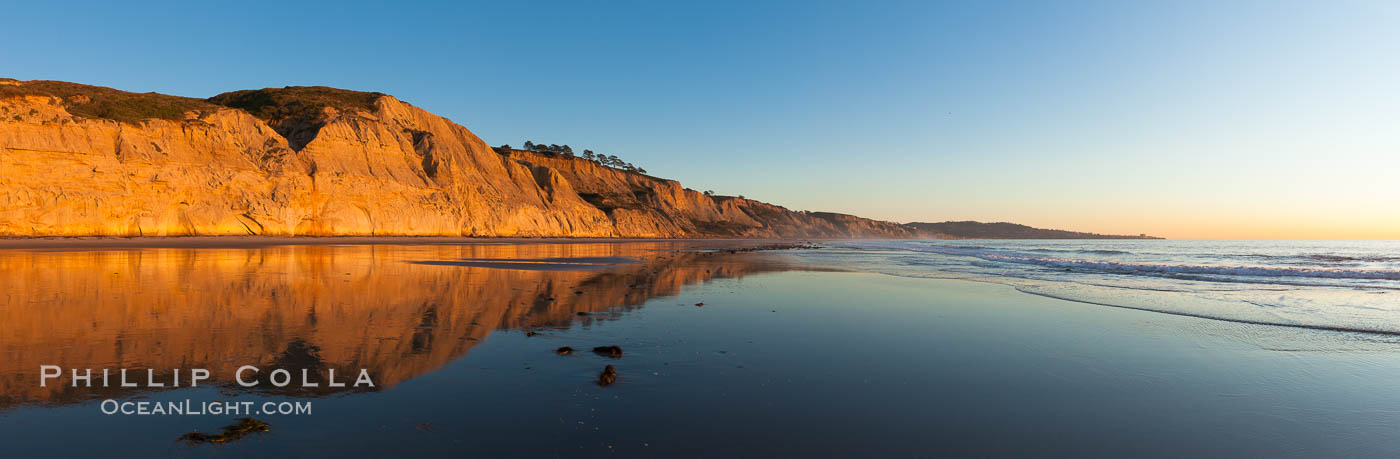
left=812, top=240, right=1400, bottom=337
left=903, top=245, right=1400, bottom=281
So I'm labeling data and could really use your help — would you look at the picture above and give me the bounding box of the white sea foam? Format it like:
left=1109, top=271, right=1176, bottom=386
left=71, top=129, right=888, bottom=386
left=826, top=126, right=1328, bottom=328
left=809, top=240, right=1400, bottom=336
left=899, top=245, right=1400, bottom=281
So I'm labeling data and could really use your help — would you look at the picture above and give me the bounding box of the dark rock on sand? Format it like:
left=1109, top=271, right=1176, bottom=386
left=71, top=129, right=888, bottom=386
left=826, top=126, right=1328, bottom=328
left=695, top=302, right=705, bottom=307
left=598, top=365, right=617, bottom=386
left=177, top=418, right=271, bottom=445
left=555, top=346, right=574, bottom=355
left=592, top=345, right=624, bottom=358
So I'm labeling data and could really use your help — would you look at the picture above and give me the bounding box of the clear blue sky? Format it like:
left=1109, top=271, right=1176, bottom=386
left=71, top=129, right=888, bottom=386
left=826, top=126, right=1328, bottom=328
left=4, top=0, right=1397, bottom=238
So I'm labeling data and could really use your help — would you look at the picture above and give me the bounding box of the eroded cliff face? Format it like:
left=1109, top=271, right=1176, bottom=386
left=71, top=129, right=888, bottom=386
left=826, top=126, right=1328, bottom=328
left=504, top=149, right=923, bottom=238
left=0, top=80, right=920, bottom=238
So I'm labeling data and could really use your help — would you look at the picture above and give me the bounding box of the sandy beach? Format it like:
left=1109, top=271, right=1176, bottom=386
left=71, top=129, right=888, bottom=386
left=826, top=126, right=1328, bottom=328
left=2, top=241, right=1398, bottom=457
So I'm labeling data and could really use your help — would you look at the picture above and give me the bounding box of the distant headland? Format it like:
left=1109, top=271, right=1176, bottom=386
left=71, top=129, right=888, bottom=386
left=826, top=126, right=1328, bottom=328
left=907, top=221, right=1162, bottom=239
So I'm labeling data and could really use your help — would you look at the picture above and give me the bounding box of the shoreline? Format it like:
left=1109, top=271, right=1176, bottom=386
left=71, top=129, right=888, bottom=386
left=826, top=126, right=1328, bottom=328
left=0, top=236, right=841, bottom=250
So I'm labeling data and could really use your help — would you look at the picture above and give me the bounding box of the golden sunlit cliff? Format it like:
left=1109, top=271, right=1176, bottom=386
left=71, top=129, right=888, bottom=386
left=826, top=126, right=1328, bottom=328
left=0, top=79, right=926, bottom=238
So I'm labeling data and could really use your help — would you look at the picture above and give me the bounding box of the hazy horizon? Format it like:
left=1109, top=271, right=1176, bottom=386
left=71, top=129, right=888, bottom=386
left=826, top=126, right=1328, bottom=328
left=4, top=0, right=1396, bottom=239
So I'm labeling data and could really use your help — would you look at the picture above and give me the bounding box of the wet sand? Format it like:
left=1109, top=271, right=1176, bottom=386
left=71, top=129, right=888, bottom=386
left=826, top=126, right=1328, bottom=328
left=0, top=236, right=817, bottom=250
left=409, top=256, right=643, bottom=271
left=2, top=242, right=1399, bottom=457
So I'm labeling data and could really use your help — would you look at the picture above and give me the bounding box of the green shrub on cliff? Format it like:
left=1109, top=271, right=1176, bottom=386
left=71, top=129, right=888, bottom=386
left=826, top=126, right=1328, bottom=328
left=0, top=80, right=218, bottom=123
left=207, top=86, right=385, bottom=124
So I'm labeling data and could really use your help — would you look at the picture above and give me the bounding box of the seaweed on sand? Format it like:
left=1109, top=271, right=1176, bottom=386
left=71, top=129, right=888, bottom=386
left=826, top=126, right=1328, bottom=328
left=177, top=417, right=271, bottom=445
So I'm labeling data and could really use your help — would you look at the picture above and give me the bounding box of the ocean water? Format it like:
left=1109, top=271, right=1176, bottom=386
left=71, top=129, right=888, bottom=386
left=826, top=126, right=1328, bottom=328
left=800, top=240, right=1400, bottom=336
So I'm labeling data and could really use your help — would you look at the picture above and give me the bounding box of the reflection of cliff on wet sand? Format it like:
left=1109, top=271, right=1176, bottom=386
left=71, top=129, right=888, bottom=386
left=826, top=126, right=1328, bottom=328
left=0, top=242, right=805, bottom=409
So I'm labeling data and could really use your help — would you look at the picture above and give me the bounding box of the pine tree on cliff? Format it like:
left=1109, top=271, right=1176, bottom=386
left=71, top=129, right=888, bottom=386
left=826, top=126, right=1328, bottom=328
left=524, top=141, right=535, bottom=150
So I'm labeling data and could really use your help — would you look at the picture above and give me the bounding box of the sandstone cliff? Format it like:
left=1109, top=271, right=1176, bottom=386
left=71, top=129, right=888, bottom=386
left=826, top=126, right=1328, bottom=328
left=502, top=149, right=921, bottom=238
left=0, top=79, right=920, bottom=238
